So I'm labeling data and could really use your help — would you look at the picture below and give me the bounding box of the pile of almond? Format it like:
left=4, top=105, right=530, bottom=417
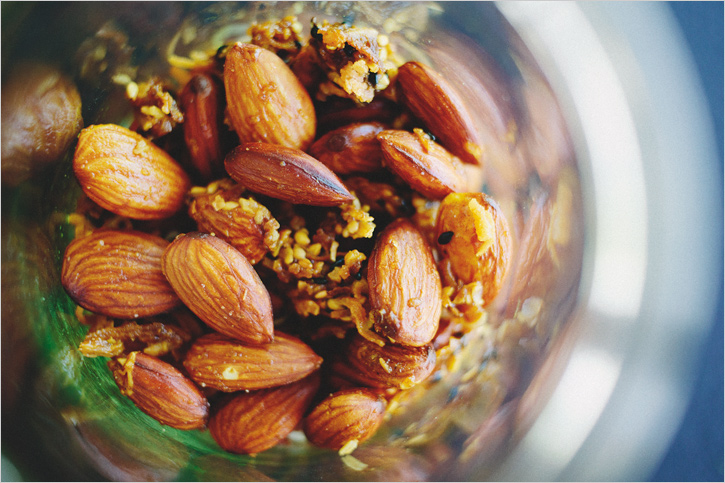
left=60, top=15, right=512, bottom=457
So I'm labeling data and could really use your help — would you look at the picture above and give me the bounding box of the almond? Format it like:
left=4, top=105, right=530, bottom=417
left=303, top=388, right=386, bottom=452
left=73, top=124, right=191, bottom=220
left=224, top=42, right=316, bottom=151
left=161, top=232, right=273, bottom=344
left=224, top=142, right=354, bottom=206
left=179, top=72, right=226, bottom=181
left=435, top=193, right=511, bottom=306
left=61, top=229, right=180, bottom=319
left=183, top=332, right=323, bottom=392
left=332, top=335, right=436, bottom=390
left=368, top=218, right=441, bottom=347
left=188, top=179, right=277, bottom=264
left=209, top=372, right=320, bottom=454
left=377, top=129, right=468, bottom=200
left=396, top=61, right=483, bottom=165
left=308, top=122, right=386, bottom=175
left=109, top=351, right=209, bottom=430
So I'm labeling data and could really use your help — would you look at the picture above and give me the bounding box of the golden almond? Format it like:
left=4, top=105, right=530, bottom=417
left=368, top=218, right=442, bottom=347
left=224, top=42, right=316, bottom=151
left=179, top=71, right=226, bottom=181
left=61, top=229, right=180, bottom=319
left=209, top=373, right=320, bottom=454
left=109, top=351, right=209, bottom=430
left=377, top=129, right=468, bottom=200
left=225, top=142, right=354, bottom=206
left=303, top=388, right=386, bottom=452
left=332, top=335, right=436, bottom=390
left=396, top=61, right=483, bottom=165
left=161, top=232, right=273, bottom=344
left=183, top=332, right=323, bottom=392
left=73, top=124, right=191, bottom=219
left=308, top=122, right=386, bottom=175
left=435, top=192, right=512, bottom=306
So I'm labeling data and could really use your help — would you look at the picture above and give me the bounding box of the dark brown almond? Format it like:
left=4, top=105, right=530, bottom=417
left=377, top=129, right=469, bottom=199
left=161, top=232, right=274, bottom=345
left=110, top=351, right=209, bottom=430
left=308, top=122, right=386, bottom=175
left=224, top=142, right=354, bottom=206
left=303, top=388, right=387, bottom=452
left=368, top=218, right=442, bottom=347
left=224, top=42, right=316, bottom=151
left=73, top=124, right=191, bottom=220
left=183, top=332, right=323, bottom=392
left=209, top=373, right=320, bottom=454
left=396, top=61, right=483, bottom=165
left=333, top=335, right=436, bottom=390
left=61, top=229, right=180, bottom=319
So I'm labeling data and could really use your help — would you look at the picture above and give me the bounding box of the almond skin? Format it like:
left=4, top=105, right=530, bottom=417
left=209, top=373, right=320, bottom=454
left=333, top=335, right=436, bottom=390
left=161, top=232, right=273, bottom=345
left=73, top=124, right=191, bottom=219
left=183, top=332, right=323, bottom=392
left=435, top=192, right=512, bottom=306
left=224, top=42, right=316, bottom=151
left=308, top=122, right=386, bottom=175
left=368, top=218, right=442, bottom=347
left=109, top=351, right=209, bottom=430
left=225, top=142, right=354, bottom=206
left=377, top=129, right=468, bottom=200
left=61, top=229, right=180, bottom=319
left=303, top=388, right=386, bottom=451
left=179, top=72, right=225, bottom=181
left=396, top=61, right=483, bottom=165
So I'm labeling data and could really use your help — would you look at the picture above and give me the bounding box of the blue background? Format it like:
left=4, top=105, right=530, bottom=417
left=650, top=2, right=724, bottom=482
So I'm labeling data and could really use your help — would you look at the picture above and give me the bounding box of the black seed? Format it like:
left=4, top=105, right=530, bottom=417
left=333, top=257, right=345, bottom=267
left=437, top=231, right=454, bottom=245
left=368, top=71, right=378, bottom=87
left=343, top=43, right=355, bottom=57
left=311, top=24, right=323, bottom=41
left=313, top=277, right=328, bottom=285
left=355, top=271, right=363, bottom=280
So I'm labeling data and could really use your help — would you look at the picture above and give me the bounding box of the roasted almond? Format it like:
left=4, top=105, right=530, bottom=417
left=161, top=232, right=273, bottom=344
left=436, top=193, right=512, bottom=306
left=368, top=218, right=441, bottom=347
left=333, top=335, right=436, bottom=390
left=73, top=124, right=191, bottom=220
left=179, top=72, right=226, bottom=181
left=109, top=351, right=209, bottom=430
left=61, top=229, right=180, bottom=319
left=308, top=122, right=386, bottom=175
left=377, top=129, right=468, bottom=200
left=188, top=179, right=278, bottom=264
left=209, top=373, right=320, bottom=454
left=303, top=388, right=386, bottom=452
left=396, top=61, right=483, bottom=165
left=183, top=332, right=323, bottom=392
left=225, top=142, right=354, bottom=206
left=224, top=42, right=316, bottom=151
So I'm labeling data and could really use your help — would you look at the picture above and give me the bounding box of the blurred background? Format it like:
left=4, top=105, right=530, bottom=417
left=649, top=2, right=723, bottom=481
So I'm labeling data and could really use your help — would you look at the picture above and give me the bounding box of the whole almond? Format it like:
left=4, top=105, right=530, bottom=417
left=303, top=388, right=386, bottom=452
left=225, top=142, right=354, bottom=206
left=396, top=61, right=483, bottom=165
left=73, top=124, right=191, bottom=219
left=183, top=332, right=323, bottom=392
left=377, top=129, right=468, bottom=200
left=161, top=232, right=273, bottom=345
left=308, top=122, right=386, bottom=175
left=224, top=42, right=316, bottom=151
left=333, top=335, right=436, bottom=390
left=435, top=192, right=512, bottom=306
left=368, top=218, right=441, bottom=347
left=179, top=72, right=225, bottom=181
left=209, top=373, right=320, bottom=454
left=61, top=229, right=180, bottom=319
left=109, top=351, right=209, bottom=430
